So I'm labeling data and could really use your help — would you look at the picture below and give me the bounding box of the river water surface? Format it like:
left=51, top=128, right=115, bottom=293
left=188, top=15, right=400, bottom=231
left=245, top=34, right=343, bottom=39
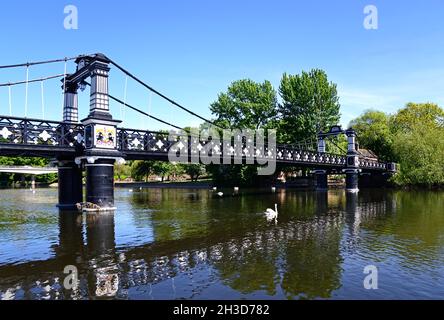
left=0, top=187, right=443, bottom=300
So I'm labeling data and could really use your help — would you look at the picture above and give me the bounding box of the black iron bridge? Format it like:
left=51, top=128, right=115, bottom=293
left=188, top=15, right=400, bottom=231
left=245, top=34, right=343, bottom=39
left=0, top=53, right=396, bottom=210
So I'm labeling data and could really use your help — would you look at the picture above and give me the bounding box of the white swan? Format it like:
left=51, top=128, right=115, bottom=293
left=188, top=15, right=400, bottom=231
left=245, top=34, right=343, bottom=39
left=264, top=204, right=278, bottom=223
left=217, top=192, right=224, bottom=197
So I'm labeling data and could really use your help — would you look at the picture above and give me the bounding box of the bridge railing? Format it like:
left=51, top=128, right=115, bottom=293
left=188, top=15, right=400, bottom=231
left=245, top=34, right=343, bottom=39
left=0, top=116, right=388, bottom=170
left=117, top=127, right=350, bottom=167
left=0, top=116, right=84, bottom=148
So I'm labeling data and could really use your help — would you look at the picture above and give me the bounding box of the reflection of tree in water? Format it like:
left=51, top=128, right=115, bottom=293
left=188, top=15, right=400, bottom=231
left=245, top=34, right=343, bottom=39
left=355, top=190, right=444, bottom=271
left=281, top=217, right=343, bottom=299
left=3, top=189, right=444, bottom=300
left=210, top=191, right=345, bottom=299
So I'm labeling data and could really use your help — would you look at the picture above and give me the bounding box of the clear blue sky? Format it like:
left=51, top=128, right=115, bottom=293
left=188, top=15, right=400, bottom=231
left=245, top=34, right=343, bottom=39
left=0, top=0, right=443, bottom=130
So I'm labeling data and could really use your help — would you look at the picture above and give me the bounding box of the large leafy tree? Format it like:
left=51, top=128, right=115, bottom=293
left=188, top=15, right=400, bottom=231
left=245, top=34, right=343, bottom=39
left=278, top=69, right=341, bottom=144
left=391, top=103, right=444, bottom=186
left=210, top=79, right=278, bottom=130
left=349, top=110, right=396, bottom=161
left=208, top=79, right=278, bottom=186
left=350, top=103, right=444, bottom=187
left=391, top=102, right=444, bottom=133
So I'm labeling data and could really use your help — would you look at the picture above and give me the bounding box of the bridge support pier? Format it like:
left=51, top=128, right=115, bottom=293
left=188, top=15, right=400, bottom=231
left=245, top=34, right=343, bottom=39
left=314, top=170, right=328, bottom=191
left=57, top=160, right=83, bottom=210
left=85, top=158, right=116, bottom=210
left=345, top=169, right=360, bottom=193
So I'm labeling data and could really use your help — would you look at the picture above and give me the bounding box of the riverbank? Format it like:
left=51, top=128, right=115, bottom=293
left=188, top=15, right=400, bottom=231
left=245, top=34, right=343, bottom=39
left=115, top=180, right=213, bottom=189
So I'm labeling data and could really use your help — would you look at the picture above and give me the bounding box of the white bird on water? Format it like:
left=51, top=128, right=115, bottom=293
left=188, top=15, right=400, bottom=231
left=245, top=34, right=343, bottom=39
left=264, top=204, right=278, bottom=224
left=217, top=192, right=224, bottom=197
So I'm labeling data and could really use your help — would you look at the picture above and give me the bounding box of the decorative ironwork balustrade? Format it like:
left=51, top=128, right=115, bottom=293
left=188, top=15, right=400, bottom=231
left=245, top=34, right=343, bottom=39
left=0, top=116, right=388, bottom=170
left=0, top=116, right=84, bottom=148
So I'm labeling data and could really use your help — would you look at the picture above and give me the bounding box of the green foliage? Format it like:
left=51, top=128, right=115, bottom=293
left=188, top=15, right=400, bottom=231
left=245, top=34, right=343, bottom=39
left=392, top=102, right=444, bottom=133
left=390, top=103, right=444, bottom=187
left=115, top=162, right=131, bottom=181
left=392, top=123, right=444, bottom=186
left=278, top=69, right=341, bottom=144
left=349, top=110, right=397, bottom=161
left=131, top=160, right=153, bottom=182
left=210, top=79, right=278, bottom=130
left=351, top=103, right=444, bottom=187
left=182, top=163, right=206, bottom=181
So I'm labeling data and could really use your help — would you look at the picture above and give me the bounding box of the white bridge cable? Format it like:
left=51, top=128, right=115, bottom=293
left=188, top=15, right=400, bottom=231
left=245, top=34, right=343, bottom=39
left=8, top=85, right=12, bottom=116
left=0, top=74, right=66, bottom=87
left=24, top=66, right=29, bottom=117
left=40, top=81, right=45, bottom=119
left=62, top=59, right=67, bottom=111
left=122, top=75, right=128, bottom=122
left=0, top=54, right=93, bottom=70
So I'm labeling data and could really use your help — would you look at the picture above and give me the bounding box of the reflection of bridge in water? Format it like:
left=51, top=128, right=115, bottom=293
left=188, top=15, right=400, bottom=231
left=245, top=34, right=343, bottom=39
left=0, top=191, right=397, bottom=300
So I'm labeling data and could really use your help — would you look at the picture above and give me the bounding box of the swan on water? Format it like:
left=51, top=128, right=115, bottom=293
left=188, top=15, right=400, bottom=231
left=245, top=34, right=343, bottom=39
left=264, top=204, right=278, bottom=223
left=217, top=192, right=224, bottom=197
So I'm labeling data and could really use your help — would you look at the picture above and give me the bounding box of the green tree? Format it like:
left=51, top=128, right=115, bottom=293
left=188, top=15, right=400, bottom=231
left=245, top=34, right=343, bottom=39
left=392, top=102, right=444, bottom=133
left=151, top=162, right=174, bottom=182
left=210, top=79, right=278, bottom=130
left=391, top=103, right=444, bottom=187
left=350, top=103, right=444, bottom=187
left=278, top=69, right=341, bottom=144
left=349, top=110, right=396, bottom=161
left=182, top=164, right=206, bottom=181
left=209, top=79, right=278, bottom=186
left=131, top=161, right=153, bottom=182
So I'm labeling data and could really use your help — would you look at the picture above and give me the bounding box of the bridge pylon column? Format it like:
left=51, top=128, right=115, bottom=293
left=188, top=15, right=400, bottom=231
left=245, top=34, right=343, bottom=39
left=57, top=159, right=83, bottom=210
left=314, top=169, right=328, bottom=191
left=314, top=136, right=328, bottom=191
left=344, top=129, right=360, bottom=193
left=76, top=54, right=123, bottom=211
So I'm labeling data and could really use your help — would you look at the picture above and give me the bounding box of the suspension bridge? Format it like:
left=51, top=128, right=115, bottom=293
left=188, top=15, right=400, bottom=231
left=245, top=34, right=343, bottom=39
left=0, top=53, right=396, bottom=210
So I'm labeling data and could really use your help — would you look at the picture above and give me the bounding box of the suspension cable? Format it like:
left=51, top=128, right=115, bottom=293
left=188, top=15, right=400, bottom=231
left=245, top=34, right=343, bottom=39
left=105, top=55, right=225, bottom=129
left=40, top=80, right=45, bottom=119
left=0, top=54, right=92, bottom=70
left=62, top=59, right=67, bottom=110
left=24, top=65, right=29, bottom=117
left=0, top=74, right=65, bottom=87
left=108, top=93, right=183, bottom=131
left=83, top=80, right=183, bottom=130
left=8, top=85, right=12, bottom=116
left=122, top=75, right=128, bottom=122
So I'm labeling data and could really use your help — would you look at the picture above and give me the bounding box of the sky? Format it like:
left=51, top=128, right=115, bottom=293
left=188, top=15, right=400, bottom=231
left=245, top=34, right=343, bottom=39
left=0, top=0, right=443, bottom=131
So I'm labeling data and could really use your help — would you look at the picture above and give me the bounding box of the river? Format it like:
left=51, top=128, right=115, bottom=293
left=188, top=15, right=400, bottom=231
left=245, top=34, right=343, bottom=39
left=0, top=187, right=443, bottom=300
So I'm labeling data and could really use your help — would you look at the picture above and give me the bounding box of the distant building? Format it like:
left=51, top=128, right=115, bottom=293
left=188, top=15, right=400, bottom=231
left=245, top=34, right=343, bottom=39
left=358, top=148, right=379, bottom=161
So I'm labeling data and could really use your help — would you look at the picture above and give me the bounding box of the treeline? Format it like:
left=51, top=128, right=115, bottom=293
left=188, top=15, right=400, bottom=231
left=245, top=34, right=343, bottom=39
left=350, top=103, right=444, bottom=187
left=116, top=161, right=206, bottom=183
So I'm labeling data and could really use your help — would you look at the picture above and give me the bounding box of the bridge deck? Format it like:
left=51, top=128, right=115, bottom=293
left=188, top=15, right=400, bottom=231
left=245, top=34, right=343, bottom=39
left=0, top=115, right=388, bottom=172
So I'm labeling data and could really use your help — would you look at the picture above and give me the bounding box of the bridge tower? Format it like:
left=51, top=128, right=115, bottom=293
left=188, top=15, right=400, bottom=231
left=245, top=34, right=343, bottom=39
left=58, top=54, right=123, bottom=211
left=344, top=128, right=360, bottom=193
left=57, top=71, right=82, bottom=209
left=314, top=136, right=328, bottom=191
